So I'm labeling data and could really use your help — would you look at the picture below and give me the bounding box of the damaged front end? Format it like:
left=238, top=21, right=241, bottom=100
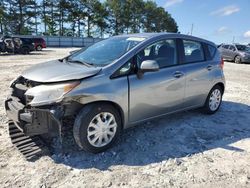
left=4, top=76, right=80, bottom=159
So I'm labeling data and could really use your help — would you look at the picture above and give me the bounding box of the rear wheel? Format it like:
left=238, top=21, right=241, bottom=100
left=73, top=103, right=122, bottom=153
left=36, top=45, right=42, bottom=51
left=234, top=55, right=241, bottom=64
left=203, top=85, right=223, bottom=114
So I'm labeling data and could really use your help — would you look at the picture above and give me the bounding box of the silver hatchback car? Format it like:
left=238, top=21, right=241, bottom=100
left=218, top=44, right=250, bottom=64
left=5, top=33, right=225, bottom=158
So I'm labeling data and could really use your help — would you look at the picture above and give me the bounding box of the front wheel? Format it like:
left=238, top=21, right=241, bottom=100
left=234, top=55, right=241, bottom=64
left=73, top=103, right=122, bottom=153
left=21, top=47, right=30, bottom=54
left=203, top=85, right=223, bottom=114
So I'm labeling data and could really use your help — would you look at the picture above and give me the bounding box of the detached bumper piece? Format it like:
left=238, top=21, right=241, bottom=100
left=8, top=121, right=50, bottom=160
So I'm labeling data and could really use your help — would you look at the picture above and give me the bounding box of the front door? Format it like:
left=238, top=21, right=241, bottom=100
left=128, top=39, right=186, bottom=123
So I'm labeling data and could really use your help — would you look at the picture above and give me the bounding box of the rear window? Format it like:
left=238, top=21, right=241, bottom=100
left=183, top=40, right=205, bottom=63
left=20, top=38, right=32, bottom=43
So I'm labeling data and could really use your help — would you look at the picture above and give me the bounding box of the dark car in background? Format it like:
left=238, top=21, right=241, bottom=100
left=31, top=37, right=46, bottom=51
left=18, top=38, right=35, bottom=54
left=0, top=36, right=35, bottom=54
left=218, top=44, right=250, bottom=64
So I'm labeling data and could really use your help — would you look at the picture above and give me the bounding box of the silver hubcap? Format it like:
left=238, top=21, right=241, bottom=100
left=209, top=89, right=221, bottom=111
left=87, top=112, right=117, bottom=147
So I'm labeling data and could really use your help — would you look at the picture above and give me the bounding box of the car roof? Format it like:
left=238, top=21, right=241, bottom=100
left=113, top=32, right=215, bottom=46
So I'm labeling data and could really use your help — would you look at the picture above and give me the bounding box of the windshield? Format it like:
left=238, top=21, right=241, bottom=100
left=68, top=36, right=146, bottom=66
left=236, top=45, right=250, bottom=52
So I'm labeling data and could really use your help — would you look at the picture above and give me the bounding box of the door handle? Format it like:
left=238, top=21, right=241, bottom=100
left=173, top=71, right=184, bottom=78
left=207, top=65, right=213, bottom=71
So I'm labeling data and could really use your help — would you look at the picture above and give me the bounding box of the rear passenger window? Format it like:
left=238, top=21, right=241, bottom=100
left=183, top=40, right=205, bottom=63
left=223, top=45, right=229, bottom=49
left=229, top=46, right=236, bottom=51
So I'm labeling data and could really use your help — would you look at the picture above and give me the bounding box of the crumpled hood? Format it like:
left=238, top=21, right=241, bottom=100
left=21, top=60, right=102, bottom=82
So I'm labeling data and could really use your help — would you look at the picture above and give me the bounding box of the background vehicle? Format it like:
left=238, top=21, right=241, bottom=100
left=16, top=37, right=35, bottom=54
left=218, top=43, right=250, bottom=63
left=0, top=36, right=34, bottom=54
left=5, top=33, right=225, bottom=158
left=31, top=37, right=46, bottom=51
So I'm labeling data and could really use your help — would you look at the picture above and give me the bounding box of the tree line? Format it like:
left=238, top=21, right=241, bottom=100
left=0, top=0, right=178, bottom=38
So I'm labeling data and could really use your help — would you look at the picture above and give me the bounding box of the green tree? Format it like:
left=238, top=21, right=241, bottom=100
left=123, top=0, right=144, bottom=33
left=91, top=2, right=109, bottom=37
left=56, top=0, right=71, bottom=36
left=0, top=1, right=6, bottom=34
left=1, top=0, right=178, bottom=36
left=40, top=0, right=58, bottom=35
left=142, top=1, right=178, bottom=33
left=5, top=0, right=37, bottom=34
left=105, top=0, right=125, bottom=35
left=68, top=0, right=85, bottom=37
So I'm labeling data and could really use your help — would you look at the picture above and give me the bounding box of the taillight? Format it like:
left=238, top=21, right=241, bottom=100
left=220, top=57, right=224, bottom=69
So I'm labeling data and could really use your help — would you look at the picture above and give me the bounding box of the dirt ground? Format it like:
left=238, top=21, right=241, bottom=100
left=0, top=48, right=250, bottom=188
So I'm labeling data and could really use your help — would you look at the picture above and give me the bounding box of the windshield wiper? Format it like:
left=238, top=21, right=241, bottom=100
left=67, top=59, right=94, bottom=67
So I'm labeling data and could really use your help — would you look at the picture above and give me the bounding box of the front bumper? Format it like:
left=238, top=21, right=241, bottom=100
left=242, top=56, right=250, bottom=63
left=5, top=96, right=62, bottom=136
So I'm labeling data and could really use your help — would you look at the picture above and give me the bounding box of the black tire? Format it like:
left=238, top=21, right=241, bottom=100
left=73, top=103, right=122, bottom=153
left=21, top=47, right=30, bottom=54
left=234, top=55, right=241, bottom=64
left=36, top=45, right=42, bottom=51
left=203, top=85, right=223, bottom=114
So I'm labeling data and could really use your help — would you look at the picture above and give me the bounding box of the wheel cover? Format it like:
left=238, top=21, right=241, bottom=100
left=235, top=56, right=241, bottom=63
left=87, top=112, right=117, bottom=147
left=209, top=89, right=221, bottom=111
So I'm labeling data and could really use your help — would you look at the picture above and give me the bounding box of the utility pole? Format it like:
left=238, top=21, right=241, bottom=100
left=232, top=36, right=235, bottom=43
left=190, top=23, right=194, bottom=36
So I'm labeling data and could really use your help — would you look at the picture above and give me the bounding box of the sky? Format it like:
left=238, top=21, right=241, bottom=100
left=155, top=0, right=250, bottom=44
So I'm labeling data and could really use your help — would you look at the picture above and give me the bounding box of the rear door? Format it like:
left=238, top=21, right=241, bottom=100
left=180, top=39, right=213, bottom=107
left=128, top=38, right=186, bottom=123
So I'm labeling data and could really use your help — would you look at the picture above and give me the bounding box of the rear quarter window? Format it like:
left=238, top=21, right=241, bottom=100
left=207, top=45, right=216, bottom=59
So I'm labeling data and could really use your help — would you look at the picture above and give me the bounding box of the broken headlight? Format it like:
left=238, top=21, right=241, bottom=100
left=25, top=81, right=80, bottom=106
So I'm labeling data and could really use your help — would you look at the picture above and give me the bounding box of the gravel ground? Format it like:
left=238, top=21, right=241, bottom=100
left=0, top=48, right=250, bottom=188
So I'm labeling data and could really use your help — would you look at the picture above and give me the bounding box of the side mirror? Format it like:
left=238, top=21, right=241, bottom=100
left=140, top=60, right=159, bottom=73
left=137, top=60, right=159, bottom=79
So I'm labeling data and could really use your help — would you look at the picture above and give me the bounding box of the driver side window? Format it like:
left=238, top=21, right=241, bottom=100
left=136, top=39, right=177, bottom=69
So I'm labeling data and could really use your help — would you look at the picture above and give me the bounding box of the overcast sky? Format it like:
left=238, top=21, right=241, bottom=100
left=155, top=0, right=250, bottom=44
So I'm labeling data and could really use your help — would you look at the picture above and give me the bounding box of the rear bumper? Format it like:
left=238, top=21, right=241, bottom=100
left=5, top=96, right=62, bottom=136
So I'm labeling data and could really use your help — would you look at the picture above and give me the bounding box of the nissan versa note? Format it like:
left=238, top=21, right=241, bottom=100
left=218, top=44, right=250, bottom=64
left=5, top=33, right=225, bottom=158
